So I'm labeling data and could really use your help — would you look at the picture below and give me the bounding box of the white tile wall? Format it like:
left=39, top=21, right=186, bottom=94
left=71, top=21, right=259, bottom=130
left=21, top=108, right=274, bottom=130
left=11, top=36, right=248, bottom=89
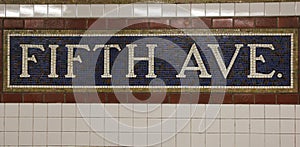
left=0, top=103, right=298, bottom=146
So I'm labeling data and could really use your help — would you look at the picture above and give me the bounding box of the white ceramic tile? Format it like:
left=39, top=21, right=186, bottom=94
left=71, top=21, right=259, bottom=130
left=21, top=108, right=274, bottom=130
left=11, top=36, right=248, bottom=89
left=0, top=4, right=5, bottom=17
left=265, top=105, right=279, bottom=118
left=176, top=119, right=190, bottom=133
left=235, top=119, right=249, bottom=133
left=297, top=135, right=300, bottom=147
left=162, top=133, right=175, bottom=147
left=90, top=132, right=105, bottom=146
left=235, top=3, right=249, bottom=16
left=91, top=104, right=105, bottom=118
left=265, top=119, right=280, bottom=133
left=206, top=3, right=220, bottom=16
left=19, top=132, right=32, bottom=145
left=265, top=2, right=280, bottom=16
left=280, top=105, right=294, bottom=118
left=281, top=135, right=295, bottom=147
left=221, top=3, right=234, bottom=16
left=76, top=132, right=89, bottom=145
left=133, top=104, right=147, bottom=118
left=191, top=118, right=205, bottom=132
left=191, top=133, right=205, bottom=147
left=0, top=132, right=3, bottom=146
left=177, top=4, right=190, bottom=17
left=76, top=104, right=90, bottom=118
left=148, top=118, right=161, bottom=133
left=297, top=2, right=300, bottom=15
left=6, top=4, right=20, bottom=17
left=134, top=4, right=147, bottom=17
left=280, top=2, right=296, bottom=16
left=206, top=119, right=220, bottom=133
left=104, top=104, right=118, bottom=118
left=48, top=104, right=61, bottom=117
left=191, top=104, right=205, bottom=118
left=176, top=133, right=190, bottom=147
left=62, top=132, right=76, bottom=145
left=5, top=103, right=18, bottom=117
left=250, top=3, right=264, bottom=16
left=19, top=118, right=33, bottom=131
left=5, top=118, right=18, bottom=131
left=0, top=118, right=3, bottom=131
left=221, top=119, right=234, bottom=133
left=104, top=132, right=119, bottom=146
left=250, top=105, right=264, bottom=118
left=48, top=4, right=62, bottom=17
left=119, top=118, right=133, bottom=132
left=134, top=133, right=147, bottom=146
left=48, top=132, right=61, bottom=145
left=20, top=104, right=33, bottom=117
left=62, top=4, right=76, bottom=17
left=250, top=134, right=264, bottom=147
left=297, top=120, right=300, bottom=133
left=120, top=104, right=133, bottom=118
left=34, top=104, right=47, bottom=117
left=5, top=132, right=18, bottom=145
left=134, top=118, right=147, bottom=132
left=220, top=105, right=234, bottom=118
left=296, top=105, right=300, bottom=118
left=48, top=118, right=61, bottom=131
left=176, top=104, right=190, bottom=118
left=236, top=134, right=249, bottom=147
left=191, top=4, right=205, bottom=16
left=162, top=4, right=176, bottom=17
left=148, top=104, right=161, bottom=118
left=104, top=4, right=118, bottom=17
left=77, top=4, right=90, bottom=17
left=250, top=119, right=264, bottom=133
left=148, top=133, right=161, bottom=146
left=162, top=118, right=176, bottom=133
left=33, top=132, right=47, bottom=145
left=206, top=134, right=220, bottom=147
left=62, top=104, right=75, bottom=117
left=62, top=118, right=76, bottom=131
left=0, top=104, right=4, bottom=117
left=119, top=4, right=133, bottom=17
left=20, top=5, right=33, bottom=17
left=91, top=4, right=104, bottom=17
left=76, top=118, right=90, bottom=131
left=162, top=104, right=176, bottom=118
left=235, top=105, right=249, bottom=118
left=33, top=118, right=47, bottom=131
left=221, top=134, right=234, bottom=147
left=280, top=120, right=294, bottom=133
left=148, top=4, right=161, bottom=17
left=105, top=117, right=118, bottom=132
left=120, top=132, right=133, bottom=146
left=34, top=4, right=47, bottom=17
left=91, top=118, right=104, bottom=132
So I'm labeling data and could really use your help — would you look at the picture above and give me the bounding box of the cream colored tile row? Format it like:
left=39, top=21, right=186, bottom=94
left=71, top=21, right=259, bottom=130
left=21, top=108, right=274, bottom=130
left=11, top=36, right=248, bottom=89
left=0, top=103, right=299, bottom=146
left=0, top=2, right=300, bottom=18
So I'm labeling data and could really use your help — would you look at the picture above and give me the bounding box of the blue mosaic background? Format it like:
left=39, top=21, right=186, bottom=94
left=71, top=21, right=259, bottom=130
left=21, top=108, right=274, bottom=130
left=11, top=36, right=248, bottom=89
left=9, top=35, right=291, bottom=87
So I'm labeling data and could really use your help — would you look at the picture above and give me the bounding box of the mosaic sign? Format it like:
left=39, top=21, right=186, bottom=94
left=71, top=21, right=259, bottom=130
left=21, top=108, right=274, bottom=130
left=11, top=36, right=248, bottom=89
left=4, top=30, right=297, bottom=92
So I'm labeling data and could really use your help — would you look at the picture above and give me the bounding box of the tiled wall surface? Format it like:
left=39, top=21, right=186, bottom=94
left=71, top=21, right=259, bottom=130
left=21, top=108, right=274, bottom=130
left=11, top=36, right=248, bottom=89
left=0, top=103, right=299, bottom=146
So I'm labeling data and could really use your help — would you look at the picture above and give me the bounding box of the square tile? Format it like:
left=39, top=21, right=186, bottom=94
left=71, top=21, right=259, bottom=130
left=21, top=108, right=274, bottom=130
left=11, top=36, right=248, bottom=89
left=76, top=118, right=90, bottom=131
left=235, top=119, right=249, bottom=133
left=206, top=119, right=220, bottom=133
left=0, top=104, right=4, bottom=117
left=5, top=132, right=18, bottom=145
left=20, top=5, right=33, bottom=17
left=281, top=135, right=295, bottom=147
left=191, top=4, right=205, bottom=16
left=6, top=4, right=20, bottom=17
left=62, top=104, right=75, bottom=117
left=119, top=118, right=133, bottom=132
left=191, top=118, right=205, bottom=132
left=148, top=104, right=161, bottom=118
left=265, top=105, right=279, bottom=118
left=296, top=135, right=300, bottom=147
left=91, top=104, right=105, bottom=117
left=104, top=104, right=118, bottom=118
left=296, top=120, right=300, bottom=133
left=266, top=134, right=279, bottom=147
left=119, top=104, right=133, bottom=118
left=134, top=4, right=147, bottom=17
left=206, top=134, right=220, bottom=147
left=91, top=4, right=104, bottom=17
left=62, top=118, right=76, bottom=131
left=176, top=133, right=190, bottom=147
left=221, top=134, right=234, bottom=147
left=33, top=132, right=47, bottom=145
left=5, top=103, right=19, bottom=117
left=265, top=119, right=279, bottom=133
left=235, top=105, right=249, bottom=118
left=177, top=4, right=190, bottom=17
left=236, top=134, right=249, bottom=147
left=34, top=104, right=47, bottom=117
left=104, top=4, right=118, bottom=17
left=62, top=132, right=76, bottom=145
left=76, top=104, right=90, bottom=118
left=297, top=2, right=300, bottom=15
left=280, top=120, right=294, bottom=133
left=76, top=132, right=89, bottom=145
left=250, top=134, right=264, bottom=147
left=119, top=132, right=133, bottom=146
left=34, top=4, right=47, bottom=17
left=105, top=117, right=118, bottom=132
left=191, top=133, right=205, bottom=147
left=162, top=133, right=175, bottom=146
left=62, top=4, right=76, bottom=17
left=250, top=119, right=264, bottom=133
left=119, top=4, right=133, bottom=17
left=0, top=132, right=3, bottom=146
left=148, top=133, right=161, bottom=146
left=48, top=4, right=62, bottom=17
left=104, top=132, right=119, bottom=146
left=250, top=105, right=264, bottom=118
left=5, top=118, right=18, bottom=131
left=19, top=118, right=33, bottom=131
left=134, top=118, right=147, bottom=132
left=280, top=2, right=295, bottom=16
left=134, top=133, right=147, bottom=146
left=77, top=4, right=90, bottom=17
left=235, top=3, right=249, bottom=16
left=0, top=118, right=3, bottom=131
left=91, top=118, right=104, bottom=132
left=250, top=3, right=264, bottom=16
left=176, top=104, right=190, bottom=118
left=162, top=118, right=176, bottom=133
left=19, top=132, right=32, bottom=145
left=206, top=3, right=220, bottom=16
left=148, top=4, right=161, bottom=17
left=221, top=3, right=234, bottom=16
left=148, top=118, right=161, bottom=133
left=48, top=118, right=61, bottom=131
left=48, top=132, right=61, bottom=145
left=280, top=105, right=294, bottom=118
left=177, top=119, right=190, bottom=133
left=162, top=104, right=176, bottom=118
left=133, top=104, right=147, bottom=118
left=48, top=104, right=61, bottom=117
left=265, top=2, right=280, bottom=16
left=220, top=104, right=234, bottom=118
left=162, top=4, right=176, bottom=17
left=33, top=118, right=47, bottom=131
left=221, top=119, right=234, bottom=133
left=191, top=104, right=205, bottom=118
left=296, top=105, right=300, bottom=118
left=20, top=103, right=33, bottom=117
left=90, top=132, right=105, bottom=146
